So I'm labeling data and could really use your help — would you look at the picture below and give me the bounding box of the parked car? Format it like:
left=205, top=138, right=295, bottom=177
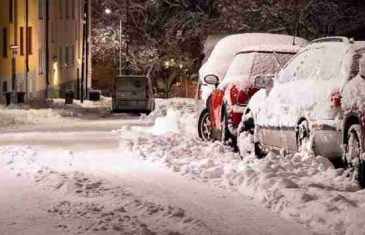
left=112, top=75, right=155, bottom=114
left=200, top=45, right=303, bottom=144
left=197, top=33, right=307, bottom=141
left=239, top=37, right=365, bottom=186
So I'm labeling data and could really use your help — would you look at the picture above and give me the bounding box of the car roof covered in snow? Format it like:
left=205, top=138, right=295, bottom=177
left=236, top=44, right=302, bottom=55
left=199, top=33, right=308, bottom=82
left=307, top=37, right=365, bottom=53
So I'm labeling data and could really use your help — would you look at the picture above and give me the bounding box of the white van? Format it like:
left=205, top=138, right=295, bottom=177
left=112, top=75, right=155, bottom=114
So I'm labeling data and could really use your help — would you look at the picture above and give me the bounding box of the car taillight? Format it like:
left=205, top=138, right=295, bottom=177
left=237, top=90, right=248, bottom=106
left=230, top=86, right=238, bottom=105
left=329, top=89, right=341, bottom=108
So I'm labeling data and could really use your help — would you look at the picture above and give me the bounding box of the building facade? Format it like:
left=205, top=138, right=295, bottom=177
left=0, top=0, right=91, bottom=103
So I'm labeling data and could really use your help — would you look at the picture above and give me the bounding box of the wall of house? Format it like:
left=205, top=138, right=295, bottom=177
left=0, top=0, right=91, bottom=104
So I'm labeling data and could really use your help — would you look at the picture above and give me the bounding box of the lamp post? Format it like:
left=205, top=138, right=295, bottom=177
left=105, top=8, right=123, bottom=77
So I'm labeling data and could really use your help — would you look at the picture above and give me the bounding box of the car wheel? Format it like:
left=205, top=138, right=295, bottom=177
left=344, top=125, right=365, bottom=187
left=237, top=116, right=265, bottom=159
left=296, top=120, right=313, bottom=154
left=221, top=109, right=230, bottom=142
left=198, top=109, right=213, bottom=141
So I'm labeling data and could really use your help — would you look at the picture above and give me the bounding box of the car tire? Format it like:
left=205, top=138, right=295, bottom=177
left=237, top=116, right=265, bottom=159
left=296, top=120, right=313, bottom=154
left=344, top=124, right=365, bottom=187
left=198, top=109, right=213, bottom=141
left=221, top=108, right=230, bottom=142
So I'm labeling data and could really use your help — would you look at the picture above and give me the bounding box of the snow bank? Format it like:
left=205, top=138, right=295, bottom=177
left=118, top=98, right=198, bottom=136
left=0, top=105, right=67, bottom=129
left=0, top=97, right=112, bottom=130
left=112, top=97, right=365, bottom=234
left=118, top=130, right=365, bottom=234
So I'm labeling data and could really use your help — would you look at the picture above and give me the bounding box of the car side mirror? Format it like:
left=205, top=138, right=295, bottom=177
left=204, top=74, right=220, bottom=87
left=360, top=54, right=365, bottom=79
left=254, top=75, right=274, bottom=90
left=191, top=73, right=199, bottom=85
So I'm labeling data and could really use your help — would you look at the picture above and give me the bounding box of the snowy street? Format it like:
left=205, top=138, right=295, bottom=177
left=1, top=98, right=365, bottom=235
left=0, top=103, right=309, bottom=235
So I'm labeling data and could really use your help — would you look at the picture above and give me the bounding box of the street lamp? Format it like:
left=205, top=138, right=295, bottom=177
left=105, top=8, right=123, bottom=77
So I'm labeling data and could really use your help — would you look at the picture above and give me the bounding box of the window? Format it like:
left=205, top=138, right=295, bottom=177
left=20, top=27, right=24, bottom=56
left=66, top=0, right=69, bottom=19
left=51, top=22, right=55, bottom=42
left=38, top=0, right=43, bottom=19
left=38, top=49, right=44, bottom=74
left=26, top=27, right=33, bottom=55
left=59, top=46, right=63, bottom=68
left=65, top=46, right=70, bottom=67
left=71, top=46, right=75, bottom=66
left=2, top=81, right=8, bottom=93
left=72, top=0, right=75, bottom=19
left=278, top=50, right=310, bottom=83
left=9, top=0, right=13, bottom=23
left=2, top=28, right=8, bottom=58
left=59, top=0, right=63, bottom=19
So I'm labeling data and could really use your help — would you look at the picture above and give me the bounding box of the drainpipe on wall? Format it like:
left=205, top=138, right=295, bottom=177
left=45, top=0, right=50, bottom=99
left=80, top=0, right=87, bottom=103
left=25, top=0, right=29, bottom=98
left=85, top=0, right=89, bottom=99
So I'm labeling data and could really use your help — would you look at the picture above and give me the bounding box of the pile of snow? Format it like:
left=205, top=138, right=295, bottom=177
left=0, top=105, right=67, bottom=129
left=118, top=98, right=198, bottom=136
left=0, top=97, right=113, bottom=130
left=118, top=130, right=365, bottom=234
left=112, top=97, right=365, bottom=234
left=199, top=33, right=307, bottom=102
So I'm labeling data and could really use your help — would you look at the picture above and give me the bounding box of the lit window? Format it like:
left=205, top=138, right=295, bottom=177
left=38, top=0, right=43, bottom=19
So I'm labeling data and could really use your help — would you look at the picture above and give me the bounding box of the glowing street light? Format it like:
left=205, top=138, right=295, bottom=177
left=105, top=8, right=112, bottom=15
left=104, top=8, right=123, bottom=76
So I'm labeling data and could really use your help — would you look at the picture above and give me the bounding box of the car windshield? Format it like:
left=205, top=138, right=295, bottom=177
left=225, top=52, right=295, bottom=82
left=278, top=45, right=351, bottom=84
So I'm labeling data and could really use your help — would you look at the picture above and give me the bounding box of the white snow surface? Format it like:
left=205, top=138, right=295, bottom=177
left=0, top=96, right=112, bottom=130
left=114, top=98, right=365, bottom=235
left=2, top=98, right=365, bottom=234
left=199, top=33, right=307, bottom=102
left=248, top=42, right=354, bottom=127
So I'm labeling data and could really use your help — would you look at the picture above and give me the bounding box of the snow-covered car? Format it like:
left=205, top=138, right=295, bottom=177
left=202, top=45, right=302, bottom=144
left=197, top=33, right=307, bottom=141
left=112, top=75, right=155, bottom=114
left=240, top=37, right=365, bottom=186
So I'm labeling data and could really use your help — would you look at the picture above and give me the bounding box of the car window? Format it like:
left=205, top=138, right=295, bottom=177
left=278, top=49, right=311, bottom=83
left=278, top=45, right=349, bottom=83
left=316, top=46, right=347, bottom=81
left=226, top=51, right=295, bottom=83
left=225, top=52, right=256, bottom=77
left=250, top=52, right=294, bottom=81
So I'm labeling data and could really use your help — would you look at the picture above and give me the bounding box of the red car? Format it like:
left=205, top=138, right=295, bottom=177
left=200, top=45, right=301, bottom=144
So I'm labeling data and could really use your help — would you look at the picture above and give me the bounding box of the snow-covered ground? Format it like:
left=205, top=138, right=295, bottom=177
left=0, top=98, right=364, bottom=234
left=0, top=97, right=113, bottom=131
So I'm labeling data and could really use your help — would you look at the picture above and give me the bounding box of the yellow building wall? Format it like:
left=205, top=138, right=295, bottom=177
left=0, top=0, right=91, bottom=102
